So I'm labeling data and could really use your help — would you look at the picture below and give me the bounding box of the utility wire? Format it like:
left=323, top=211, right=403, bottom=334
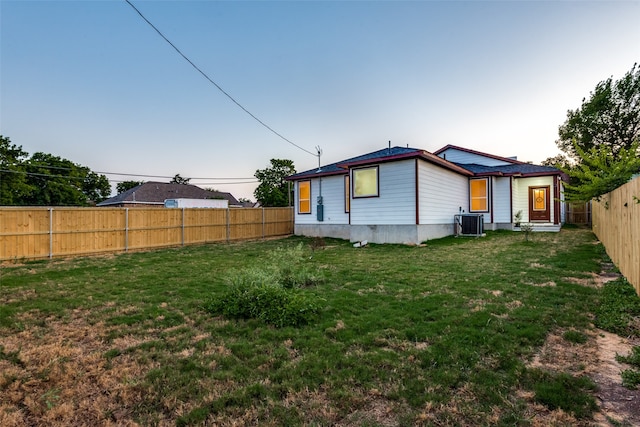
left=18, top=163, right=254, bottom=180
left=124, top=0, right=318, bottom=158
left=0, top=169, right=258, bottom=185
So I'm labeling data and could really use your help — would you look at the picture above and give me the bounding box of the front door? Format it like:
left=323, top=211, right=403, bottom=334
left=529, top=186, right=550, bottom=222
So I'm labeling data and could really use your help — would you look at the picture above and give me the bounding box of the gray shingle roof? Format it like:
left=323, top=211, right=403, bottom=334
left=287, top=146, right=475, bottom=180
left=287, top=145, right=561, bottom=181
left=454, top=163, right=560, bottom=176
left=97, top=182, right=240, bottom=206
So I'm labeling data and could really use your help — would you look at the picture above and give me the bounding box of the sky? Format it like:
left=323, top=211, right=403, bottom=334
left=1, top=0, right=639, bottom=201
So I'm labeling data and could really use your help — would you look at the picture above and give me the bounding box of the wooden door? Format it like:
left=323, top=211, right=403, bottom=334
left=529, top=186, right=550, bottom=222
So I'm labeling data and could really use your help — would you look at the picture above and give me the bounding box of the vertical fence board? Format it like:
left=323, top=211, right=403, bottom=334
left=0, top=207, right=293, bottom=261
left=592, top=176, right=640, bottom=295
left=229, top=208, right=262, bottom=241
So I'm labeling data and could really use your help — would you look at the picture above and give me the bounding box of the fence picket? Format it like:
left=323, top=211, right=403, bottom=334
left=592, top=176, right=640, bottom=296
left=0, top=207, right=293, bottom=261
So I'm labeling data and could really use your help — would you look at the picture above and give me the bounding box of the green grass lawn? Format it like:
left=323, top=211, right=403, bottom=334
left=0, top=228, right=612, bottom=425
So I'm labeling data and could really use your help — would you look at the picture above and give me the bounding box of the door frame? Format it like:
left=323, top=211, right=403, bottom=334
left=529, top=186, right=550, bottom=222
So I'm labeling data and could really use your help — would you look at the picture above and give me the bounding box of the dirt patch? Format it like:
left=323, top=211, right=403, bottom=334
left=523, top=267, right=640, bottom=426
left=592, top=332, right=640, bottom=426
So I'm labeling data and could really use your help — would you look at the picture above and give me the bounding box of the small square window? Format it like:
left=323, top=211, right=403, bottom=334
left=353, top=167, right=379, bottom=198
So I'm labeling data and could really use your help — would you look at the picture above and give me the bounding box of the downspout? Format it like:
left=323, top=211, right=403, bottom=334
left=553, top=176, right=560, bottom=225
left=509, top=177, right=513, bottom=226
left=490, top=177, right=494, bottom=225
left=414, top=158, right=419, bottom=225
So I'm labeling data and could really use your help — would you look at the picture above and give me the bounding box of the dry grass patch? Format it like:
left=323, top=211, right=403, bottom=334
left=0, top=310, right=150, bottom=426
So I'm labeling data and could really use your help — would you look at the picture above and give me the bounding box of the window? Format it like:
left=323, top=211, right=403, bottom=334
left=353, top=166, right=379, bottom=198
left=298, top=180, right=311, bottom=214
left=532, top=188, right=546, bottom=211
left=344, top=175, right=350, bottom=212
left=469, top=179, right=488, bottom=212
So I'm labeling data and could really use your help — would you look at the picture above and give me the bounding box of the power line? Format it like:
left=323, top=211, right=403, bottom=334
left=18, top=162, right=254, bottom=181
left=1, top=169, right=259, bottom=186
left=124, top=0, right=318, bottom=158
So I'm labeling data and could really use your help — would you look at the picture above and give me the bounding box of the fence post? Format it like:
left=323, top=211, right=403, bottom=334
left=49, top=208, right=53, bottom=259
left=262, top=208, right=265, bottom=239
left=226, top=207, right=230, bottom=242
left=125, top=208, right=129, bottom=252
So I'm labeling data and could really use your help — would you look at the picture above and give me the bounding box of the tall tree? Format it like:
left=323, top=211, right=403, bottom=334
left=254, top=159, right=295, bottom=207
left=0, top=135, right=33, bottom=205
left=23, top=153, right=110, bottom=206
left=557, top=63, right=640, bottom=161
left=117, top=180, right=144, bottom=194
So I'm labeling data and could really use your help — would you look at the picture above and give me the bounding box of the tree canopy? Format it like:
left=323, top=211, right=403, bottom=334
left=254, top=159, right=295, bottom=207
left=557, top=63, right=640, bottom=161
left=0, top=135, right=111, bottom=206
left=551, top=64, right=640, bottom=201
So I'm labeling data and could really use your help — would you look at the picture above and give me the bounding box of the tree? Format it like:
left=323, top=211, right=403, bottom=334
left=23, top=152, right=111, bottom=206
left=254, top=159, right=295, bottom=207
left=562, top=141, right=640, bottom=202
left=171, top=174, right=190, bottom=184
left=557, top=63, right=640, bottom=161
left=540, top=153, right=571, bottom=170
left=0, top=135, right=33, bottom=205
left=117, top=180, right=144, bottom=194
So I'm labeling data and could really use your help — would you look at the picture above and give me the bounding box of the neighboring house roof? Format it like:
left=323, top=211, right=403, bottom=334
left=97, top=182, right=240, bottom=207
left=434, top=144, right=524, bottom=165
left=287, top=146, right=473, bottom=180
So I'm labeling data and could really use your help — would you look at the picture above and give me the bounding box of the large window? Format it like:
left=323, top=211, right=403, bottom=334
left=469, top=178, right=488, bottom=212
left=353, top=166, right=379, bottom=198
left=298, top=180, right=311, bottom=214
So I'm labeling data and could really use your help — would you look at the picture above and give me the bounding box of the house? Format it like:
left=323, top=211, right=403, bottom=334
left=97, top=182, right=241, bottom=208
left=285, top=144, right=565, bottom=244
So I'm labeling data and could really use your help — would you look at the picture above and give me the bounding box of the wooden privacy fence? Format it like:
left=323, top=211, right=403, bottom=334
left=565, top=201, right=591, bottom=225
left=592, top=176, right=640, bottom=296
left=0, top=207, right=294, bottom=261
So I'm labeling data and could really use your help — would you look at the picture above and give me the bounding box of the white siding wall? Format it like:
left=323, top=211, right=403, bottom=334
left=438, top=148, right=513, bottom=166
left=350, top=159, right=416, bottom=225
left=418, top=161, right=468, bottom=224
left=492, top=177, right=512, bottom=223
left=513, top=176, right=556, bottom=223
left=294, top=175, right=349, bottom=225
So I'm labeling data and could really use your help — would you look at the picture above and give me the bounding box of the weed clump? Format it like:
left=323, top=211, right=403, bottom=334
left=525, top=369, right=598, bottom=418
left=205, top=244, right=323, bottom=327
left=617, top=346, right=640, bottom=389
left=594, top=277, right=640, bottom=337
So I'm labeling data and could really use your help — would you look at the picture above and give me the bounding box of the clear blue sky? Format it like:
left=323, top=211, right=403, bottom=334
left=1, top=0, right=639, bottom=200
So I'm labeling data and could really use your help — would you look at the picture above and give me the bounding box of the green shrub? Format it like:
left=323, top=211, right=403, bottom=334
left=206, top=279, right=321, bottom=328
left=266, top=243, right=323, bottom=288
left=205, top=246, right=323, bottom=327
